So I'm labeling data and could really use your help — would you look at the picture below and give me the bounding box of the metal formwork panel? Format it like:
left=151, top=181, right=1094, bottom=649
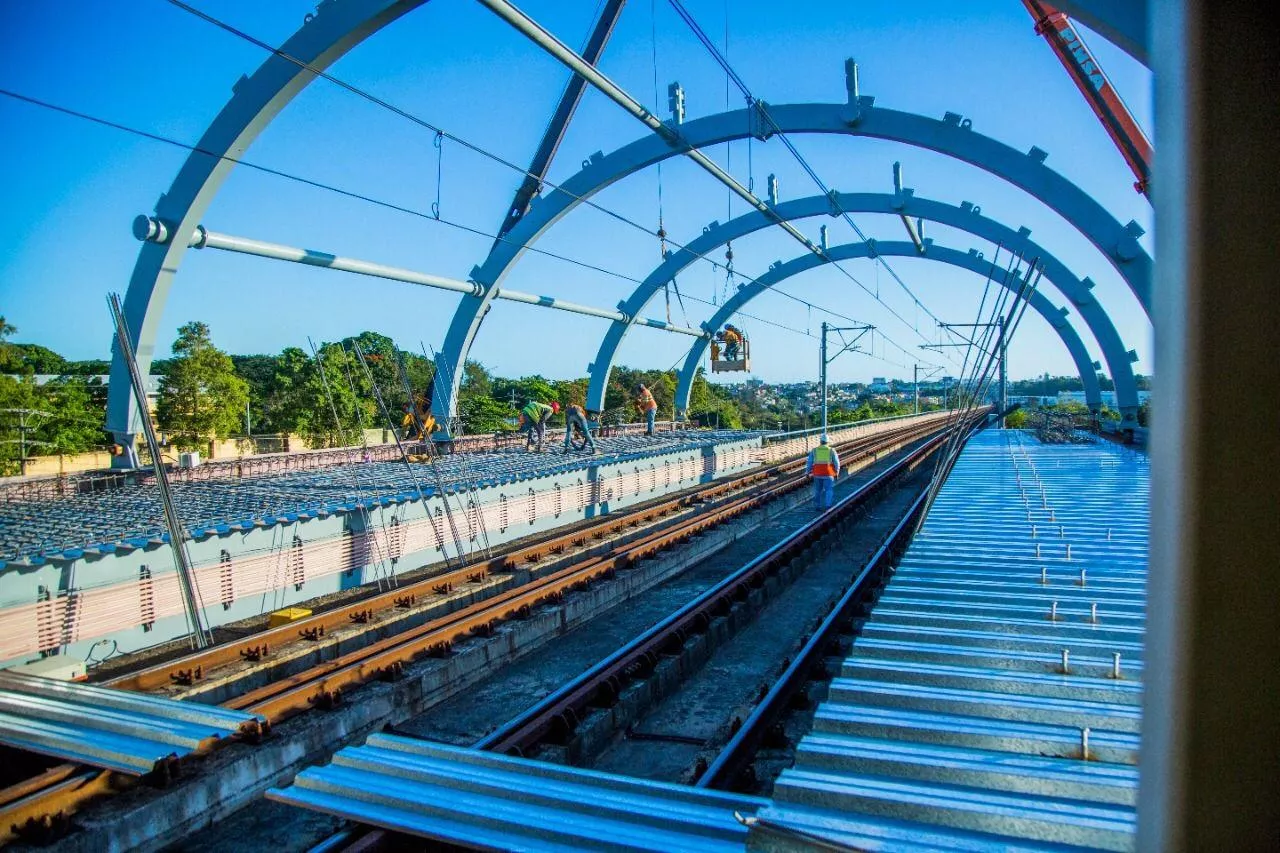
left=0, top=672, right=265, bottom=776
left=268, top=735, right=763, bottom=852
left=757, top=430, right=1149, bottom=852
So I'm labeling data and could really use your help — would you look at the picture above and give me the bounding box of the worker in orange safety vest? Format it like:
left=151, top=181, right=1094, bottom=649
left=806, top=434, right=842, bottom=510
left=634, top=384, right=658, bottom=436
left=722, top=324, right=742, bottom=360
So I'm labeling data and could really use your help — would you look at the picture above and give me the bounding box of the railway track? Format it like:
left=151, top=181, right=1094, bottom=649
left=0, top=418, right=947, bottom=847
left=472, top=424, right=955, bottom=761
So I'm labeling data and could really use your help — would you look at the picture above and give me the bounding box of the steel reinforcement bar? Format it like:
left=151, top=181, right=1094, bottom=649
left=104, top=421, right=930, bottom=697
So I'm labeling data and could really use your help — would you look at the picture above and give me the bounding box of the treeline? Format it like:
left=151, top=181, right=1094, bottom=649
left=0, top=318, right=747, bottom=470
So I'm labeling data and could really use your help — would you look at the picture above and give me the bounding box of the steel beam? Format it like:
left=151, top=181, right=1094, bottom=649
left=134, top=219, right=707, bottom=337
left=495, top=0, right=627, bottom=240
left=673, top=241, right=1103, bottom=417
left=581, top=192, right=1136, bottom=422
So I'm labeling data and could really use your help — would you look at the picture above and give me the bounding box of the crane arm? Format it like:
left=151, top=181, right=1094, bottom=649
left=1021, top=0, right=1153, bottom=196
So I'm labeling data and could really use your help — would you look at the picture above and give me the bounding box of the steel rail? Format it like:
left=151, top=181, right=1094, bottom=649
left=471, top=422, right=961, bottom=756
left=695, top=480, right=935, bottom=788
left=227, top=424, right=940, bottom=724
left=104, top=440, right=815, bottom=695
left=0, top=422, right=942, bottom=845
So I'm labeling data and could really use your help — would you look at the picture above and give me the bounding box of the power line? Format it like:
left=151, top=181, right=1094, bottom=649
left=159, top=0, right=878, bottom=335
left=667, top=0, right=955, bottom=365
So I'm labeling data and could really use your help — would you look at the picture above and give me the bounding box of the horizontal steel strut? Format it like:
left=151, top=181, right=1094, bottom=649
left=132, top=216, right=709, bottom=338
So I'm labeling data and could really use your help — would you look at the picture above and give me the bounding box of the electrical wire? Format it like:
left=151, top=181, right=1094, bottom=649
left=667, top=0, right=956, bottom=365
left=158, top=0, right=877, bottom=336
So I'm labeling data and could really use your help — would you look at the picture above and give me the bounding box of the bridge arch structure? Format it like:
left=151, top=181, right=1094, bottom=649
left=671, top=240, right=1102, bottom=415
left=105, top=0, right=1150, bottom=454
left=584, top=192, right=1140, bottom=420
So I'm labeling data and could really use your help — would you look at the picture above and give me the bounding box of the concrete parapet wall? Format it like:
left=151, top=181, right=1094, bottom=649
left=0, top=436, right=762, bottom=667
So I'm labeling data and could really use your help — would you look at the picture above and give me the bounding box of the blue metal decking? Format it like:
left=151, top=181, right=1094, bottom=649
left=264, top=430, right=1151, bottom=851
left=758, top=429, right=1149, bottom=851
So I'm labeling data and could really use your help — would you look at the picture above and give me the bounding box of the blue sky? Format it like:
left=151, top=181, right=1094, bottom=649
left=0, top=0, right=1152, bottom=387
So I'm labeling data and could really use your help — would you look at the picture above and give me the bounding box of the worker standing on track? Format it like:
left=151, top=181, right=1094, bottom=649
left=562, top=403, right=598, bottom=454
left=634, top=384, right=658, bottom=436
left=807, top=434, right=841, bottom=510
left=520, top=400, right=556, bottom=451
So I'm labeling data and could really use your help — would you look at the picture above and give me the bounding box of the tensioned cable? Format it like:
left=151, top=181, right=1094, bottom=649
left=0, top=87, right=851, bottom=349
left=159, top=0, right=884, bottom=336
left=667, top=0, right=956, bottom=362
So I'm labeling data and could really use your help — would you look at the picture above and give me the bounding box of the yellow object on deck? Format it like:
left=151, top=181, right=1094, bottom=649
left=268, top=607, right=313, bottom=627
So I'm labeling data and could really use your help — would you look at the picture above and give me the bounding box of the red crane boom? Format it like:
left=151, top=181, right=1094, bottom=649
left=1022, top=0, right=1153, bottom=196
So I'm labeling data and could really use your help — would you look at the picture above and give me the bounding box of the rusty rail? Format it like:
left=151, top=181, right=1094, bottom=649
left=229, top=422, right=930, bottom=724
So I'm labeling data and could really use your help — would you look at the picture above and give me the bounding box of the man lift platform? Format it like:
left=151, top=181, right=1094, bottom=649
left=710, top=324, right=750, bottom=373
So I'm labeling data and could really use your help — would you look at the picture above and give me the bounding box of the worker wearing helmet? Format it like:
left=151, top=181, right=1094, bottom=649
left=634, top=384, right=658, bottom=436
left=723, top=324, right=742, bottom=361
left=519, top=399, right=555, bottom=451
left=562, top=403, right=597, bottom=454
left=806, top=434, right=842, bottom=510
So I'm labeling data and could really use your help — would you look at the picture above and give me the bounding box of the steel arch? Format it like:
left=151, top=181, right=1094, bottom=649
left=104, top=0, right=430, bottom=458
left=583, top=192, right=1139, bottom=421
left=435, top=98, right=1150, bottom=428
left=673, top=240, right=1102, bottom=415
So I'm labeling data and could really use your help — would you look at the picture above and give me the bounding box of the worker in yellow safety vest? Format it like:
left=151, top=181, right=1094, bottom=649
left=806, top=434, right=842, bottom=510
left=520, top=400, right=556, bottom=451
left=722, top=324, right=742, bottom=360
left=634, top=384, right=658, bottom=436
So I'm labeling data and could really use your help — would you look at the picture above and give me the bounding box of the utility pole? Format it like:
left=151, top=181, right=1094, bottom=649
left=925, top=319, right=1008, bottom=427
left=1, top=408, right=54, bottom=476
left=819, top=322, right=875, bottom=434
left=914, top=365, right=920, bottom=414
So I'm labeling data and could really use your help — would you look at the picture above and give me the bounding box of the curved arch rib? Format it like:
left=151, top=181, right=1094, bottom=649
left=105, top=0, right=429, bottom=459
left=584, top=192, right=1139, bottom=421
left=674, top=241, right=1102, bottom=416
left=435, top=97, right=1150, bottom=428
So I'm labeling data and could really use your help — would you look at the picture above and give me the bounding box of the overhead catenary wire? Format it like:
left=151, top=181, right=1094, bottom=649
left=155, top=0, right=879, bottom=340
left=666, top=0, right=956, bottom=365
left=0, top=87, right=854, bottom=355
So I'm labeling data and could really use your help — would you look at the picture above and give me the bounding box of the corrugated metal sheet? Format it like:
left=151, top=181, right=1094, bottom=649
left=755, top=430, right=1149, bottom=852
left=268, top=734, right=763, bottom=852
left=0, top=671, right=266, bottom=775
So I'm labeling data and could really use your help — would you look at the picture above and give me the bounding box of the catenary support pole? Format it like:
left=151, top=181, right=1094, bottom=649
left=820, top=322, right=828, bottom=435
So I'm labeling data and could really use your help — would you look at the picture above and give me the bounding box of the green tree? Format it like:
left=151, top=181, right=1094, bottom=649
left=1005, top=408, right=1029, bottom=429
left=156, top=322, right=250, bottom=450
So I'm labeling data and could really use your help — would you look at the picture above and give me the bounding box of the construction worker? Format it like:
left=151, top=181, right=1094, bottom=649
left=723, top=324, right=742, bottom=360
left=634, top=384, right=658, bottom=436
left=807, top=434, right=841, bottom=510
left=519, top=399, right=555, bottom=451
left=562, top=403, right=597, bottom=453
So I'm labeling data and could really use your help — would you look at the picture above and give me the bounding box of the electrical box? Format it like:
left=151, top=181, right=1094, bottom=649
left=178, top=451, right=202, bottom=469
